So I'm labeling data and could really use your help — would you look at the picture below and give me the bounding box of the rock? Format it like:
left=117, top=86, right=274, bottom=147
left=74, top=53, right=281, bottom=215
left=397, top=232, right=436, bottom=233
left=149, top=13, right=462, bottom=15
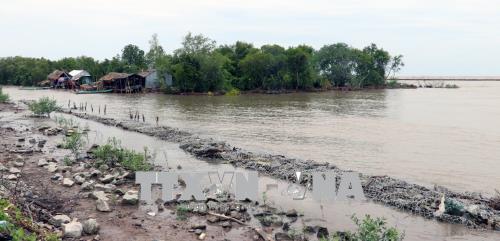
left=8, top=167, right=20, bottom=174
left=13, top=161, right=24, bottom=167
left=81, top=181, right=95, bottom=191
left=51, top=214, right=71, bottom=227
left=207, top=216, right=219, bottom=223
left=63, top=178, right=75, bottom=187
left=57, top=165, right=72, bottom=172
left=465, top=205, right=480, bottom=216
left=230, top=210, right=242, bottom=220
left=51, top=173, right=63, bottom=181
left=96, top=198, right=112, bottom=212
left=191, top=223, right=207, bottom=230
left=46, top=163, right=58, bottom=173
left=63, top=220, right=83, bottom=238
left=122, top=190, right=139, bottom=205
left=83, top=218, right=100, bottom=235
left=95, top=183, right=116, bottom=193
left=99, top=164, right=110, bottom=171
left=14, top=154, right=23, bottom=161
left=38, top=125, right=50, bottom=131
left=37, top=159, right=49, bottom=167
left=0, top=164, right=7, bottom=171
left=275, top=233, right=293, bottom=241
left=74, top=175, right=86, bottom=185
left=6, top=174, right=17, bottom=180
left=194, top=229, right=203, bottom=235
left=198, top=233, right=206, bottom=240
left=18, top=138, right=25, bottom=142
left=100, top=174, right=115, bottom=184
left=90, top=169, right=102, bottom=177
left=317, top=227, right=329, bottom=239
left=38, top=140, right=47, bottom=148
left=90, top=191, right=109, bottom=201
left=221, top=221, right=232, bottom=229
left=285, top=209, right=298, bottom=217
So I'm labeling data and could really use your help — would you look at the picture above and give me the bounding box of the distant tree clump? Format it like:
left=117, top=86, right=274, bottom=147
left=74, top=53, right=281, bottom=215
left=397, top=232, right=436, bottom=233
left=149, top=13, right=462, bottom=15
left=0, top=32, right=404, bottom=93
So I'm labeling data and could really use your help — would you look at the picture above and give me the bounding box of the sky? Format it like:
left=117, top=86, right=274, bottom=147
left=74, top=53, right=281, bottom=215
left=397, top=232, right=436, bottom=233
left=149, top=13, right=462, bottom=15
left=1, top=0, right=499, bottom=75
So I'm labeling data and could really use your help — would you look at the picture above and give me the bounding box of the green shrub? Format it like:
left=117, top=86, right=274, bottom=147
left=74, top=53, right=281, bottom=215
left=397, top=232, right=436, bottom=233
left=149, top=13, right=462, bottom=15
left=0, top=199, right=60, bottom=241
left=54, top=115, right=77, bottom=132
left=61, top=132, right=87, bottom=160
left=225, top=88, right=240, bottom=96
left=175, top=204, right=190, bottom=221
left=93, top=137, right=153, bottom=171
left=321, top=215, right=403, bottom=241
left=28, top=97, right=59, bottom=117
left=0, top=87, right=9, bottom=103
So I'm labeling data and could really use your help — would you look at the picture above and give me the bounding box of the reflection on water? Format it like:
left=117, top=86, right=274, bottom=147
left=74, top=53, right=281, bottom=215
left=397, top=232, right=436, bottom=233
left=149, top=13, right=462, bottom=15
left=3, top=82, right=500, bottom=197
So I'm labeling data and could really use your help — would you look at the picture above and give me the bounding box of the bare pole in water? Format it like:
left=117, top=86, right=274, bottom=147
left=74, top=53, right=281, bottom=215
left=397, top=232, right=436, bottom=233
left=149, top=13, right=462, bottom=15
left=142, top=114, right=145, bottom=122
left=91, top=104, right=93, bottom=113
left=68, top=100, right=70, bottom=108
left=104, top=105, right=107, bottom=115
left=156, top=116, right=159, bottom=126
left=99, top=105, right=101, bottom=114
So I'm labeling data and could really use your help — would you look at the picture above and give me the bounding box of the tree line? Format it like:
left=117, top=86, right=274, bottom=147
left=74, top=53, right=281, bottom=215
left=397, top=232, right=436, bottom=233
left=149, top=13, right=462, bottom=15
left=0, top=33, right=404, bottom=92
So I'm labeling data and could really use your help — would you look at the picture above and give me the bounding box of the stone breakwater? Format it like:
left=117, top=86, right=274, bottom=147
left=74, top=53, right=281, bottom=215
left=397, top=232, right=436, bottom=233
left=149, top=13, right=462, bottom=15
left=59, top=108, right=500, bottom=231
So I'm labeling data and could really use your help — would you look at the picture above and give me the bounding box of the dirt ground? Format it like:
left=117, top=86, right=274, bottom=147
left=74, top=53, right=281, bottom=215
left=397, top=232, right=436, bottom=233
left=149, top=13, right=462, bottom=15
left=0, top=102, right=261, bottom=241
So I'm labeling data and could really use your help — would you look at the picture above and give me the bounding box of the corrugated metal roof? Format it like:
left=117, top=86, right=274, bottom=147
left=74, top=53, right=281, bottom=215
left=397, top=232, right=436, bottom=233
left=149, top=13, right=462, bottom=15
left=69, top=70, right=91, bottom=77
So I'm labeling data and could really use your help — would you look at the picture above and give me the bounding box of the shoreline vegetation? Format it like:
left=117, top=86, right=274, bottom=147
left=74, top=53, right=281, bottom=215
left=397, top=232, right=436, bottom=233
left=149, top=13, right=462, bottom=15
left=0, top=33, right=407, bottom=95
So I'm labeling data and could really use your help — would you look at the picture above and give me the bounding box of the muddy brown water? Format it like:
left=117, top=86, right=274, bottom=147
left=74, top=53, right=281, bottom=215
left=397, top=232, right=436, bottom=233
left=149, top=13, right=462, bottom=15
left=3, top=83, right=500, bottom=240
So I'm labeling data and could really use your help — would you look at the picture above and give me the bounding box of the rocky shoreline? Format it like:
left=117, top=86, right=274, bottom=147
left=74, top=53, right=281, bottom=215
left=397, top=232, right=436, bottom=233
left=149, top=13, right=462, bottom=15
left=55, top=106, right=500, bottom=231
left=4, top=101, right=409, bottom=241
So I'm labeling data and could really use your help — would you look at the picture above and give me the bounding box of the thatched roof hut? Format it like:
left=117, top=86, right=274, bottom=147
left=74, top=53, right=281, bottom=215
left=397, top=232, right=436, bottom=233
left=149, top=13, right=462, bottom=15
left=98, top=72, right=145, bottom=93
left=47, top=70, right=70, bottom=81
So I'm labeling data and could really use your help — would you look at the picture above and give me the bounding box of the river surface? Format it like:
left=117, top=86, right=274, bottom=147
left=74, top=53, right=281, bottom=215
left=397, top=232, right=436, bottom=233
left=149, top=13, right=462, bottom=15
left=3, top=83, right=500, bottom=240
left=4, top=82, right=500, bottom=195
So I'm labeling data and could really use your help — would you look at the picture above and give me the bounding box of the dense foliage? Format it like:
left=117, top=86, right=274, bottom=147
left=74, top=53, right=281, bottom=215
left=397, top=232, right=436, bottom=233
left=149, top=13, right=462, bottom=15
left=0, top=33, right=404, bottom=92
left=92, top=137, right=152, bottom=171
left=28, top=97, right=59, bottom=117
left=320, top=215, right=403, bottom=241
left=0, top=199, right=60, bottom=241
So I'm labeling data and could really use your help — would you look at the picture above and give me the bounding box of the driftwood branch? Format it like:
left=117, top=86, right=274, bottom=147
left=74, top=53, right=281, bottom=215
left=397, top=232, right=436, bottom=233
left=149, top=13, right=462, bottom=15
left=207, top=212, right=273, bottom=241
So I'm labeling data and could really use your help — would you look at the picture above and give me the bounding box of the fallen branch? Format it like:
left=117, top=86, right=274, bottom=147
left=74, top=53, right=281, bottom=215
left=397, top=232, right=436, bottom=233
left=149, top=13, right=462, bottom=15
left=207, top=212, right=273, bottom=241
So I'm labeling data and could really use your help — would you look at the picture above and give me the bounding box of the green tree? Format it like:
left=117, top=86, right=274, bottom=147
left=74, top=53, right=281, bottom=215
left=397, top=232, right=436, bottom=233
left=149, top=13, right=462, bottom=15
left=314, top=43, right=357, bottom=87
left=286, top=45, right=314, bottom=89
left=145, top=33, right=166, bottom=68
left=121, top=44, right=146, bottom=72
left=175, top=32, right=216, bottom=56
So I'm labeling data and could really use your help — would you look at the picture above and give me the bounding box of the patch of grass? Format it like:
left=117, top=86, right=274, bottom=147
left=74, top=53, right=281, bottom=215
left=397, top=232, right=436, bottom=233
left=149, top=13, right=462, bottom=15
left=175, top=204, right=190, bottom=221
left=61, top=132, right=87, bottom=160
left=320, top=215, right=403, bottom=241
left=0, top=87, right=9, bottom=103
left=54, top=115, right=77, bottom=132
left=92, top=137, right=153, bottom=171
left=28, top=97, right=59, bottom=117
left=0, top=199, right=61, bottom=241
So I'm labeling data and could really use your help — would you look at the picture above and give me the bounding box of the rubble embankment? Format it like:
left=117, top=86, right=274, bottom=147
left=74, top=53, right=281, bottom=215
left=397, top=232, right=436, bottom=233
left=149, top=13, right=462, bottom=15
left=58, top=108, right=500, bottom=231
